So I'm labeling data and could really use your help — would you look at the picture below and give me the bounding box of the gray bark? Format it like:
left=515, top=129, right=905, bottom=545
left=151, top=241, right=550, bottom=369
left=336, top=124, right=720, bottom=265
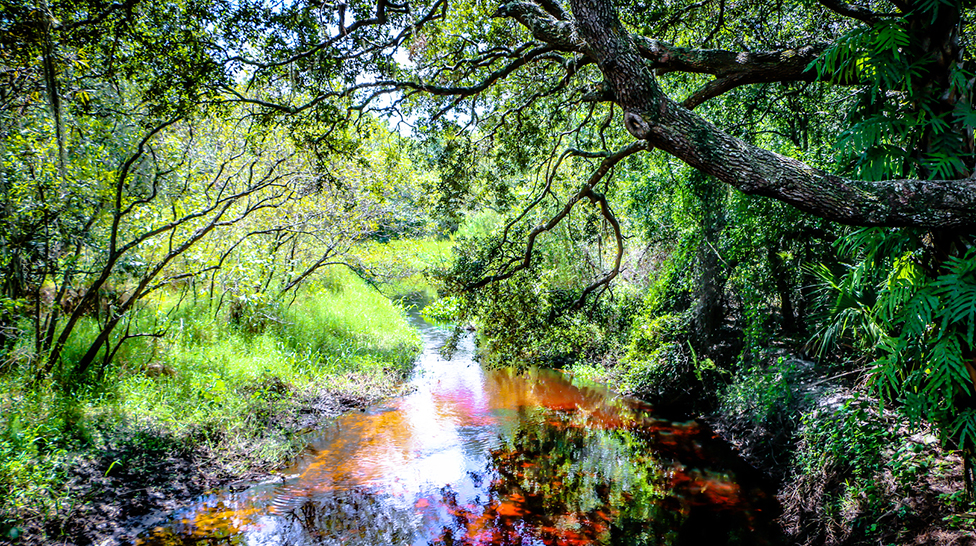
left=538, top=0, right=976, bottom=230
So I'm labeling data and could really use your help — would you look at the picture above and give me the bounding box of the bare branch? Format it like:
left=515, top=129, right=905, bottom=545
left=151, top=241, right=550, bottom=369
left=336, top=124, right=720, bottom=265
left=380, top=46, right=563, bottom=97
left=227, top=0, right=446, bottom=70
left=571, top=188, right=624, bottom=310
left=468, top=141, right=649, bottom=290
left=817, top=0, right=898, bottom=24
left=682, top=75, right=744, bottom=109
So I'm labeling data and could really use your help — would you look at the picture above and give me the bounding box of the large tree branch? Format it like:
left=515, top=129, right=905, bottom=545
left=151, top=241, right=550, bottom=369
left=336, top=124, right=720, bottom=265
left=816, top=0, right=898, bottom=24
left=493, top=2, right=585, bottom=51
left=468, top=141, right=647, bottom=290
left=495, top=1, right=830, bottom=81
left=495, top=1, right=852, bottom=109
left=634, top=38, right=832, bottom=81
left=568, top=0, right=976, bottom=230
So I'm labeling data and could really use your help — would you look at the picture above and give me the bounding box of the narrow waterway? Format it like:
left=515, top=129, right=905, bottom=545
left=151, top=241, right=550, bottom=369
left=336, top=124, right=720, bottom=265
left=132, top=313, right=781, bottom=545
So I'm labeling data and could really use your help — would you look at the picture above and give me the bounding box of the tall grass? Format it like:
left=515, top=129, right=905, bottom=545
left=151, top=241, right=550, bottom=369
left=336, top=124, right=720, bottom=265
left=123, top=268, right=419, bottom=442
left=0, top=268, right=421, bottom=534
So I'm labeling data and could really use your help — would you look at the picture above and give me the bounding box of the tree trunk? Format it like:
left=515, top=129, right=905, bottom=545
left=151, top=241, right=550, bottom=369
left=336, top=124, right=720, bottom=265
left=768, top=245, right=797, bottom=335
left=689, top=173, right=727, bottom=357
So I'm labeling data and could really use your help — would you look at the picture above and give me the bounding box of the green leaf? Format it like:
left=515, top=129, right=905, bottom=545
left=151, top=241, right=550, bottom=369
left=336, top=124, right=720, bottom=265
left=928, top=335, right=972, bottom=397
left=953, top=102, right=976, bottom=129
left=871, top=20, right=910, bottom=59
left=923, top=151, right=968, bottom=180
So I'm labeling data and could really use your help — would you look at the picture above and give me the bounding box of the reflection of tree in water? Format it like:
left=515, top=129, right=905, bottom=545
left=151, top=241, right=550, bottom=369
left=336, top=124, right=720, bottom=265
left=136, top=489, right=427, bottom=545
left=136, top=374, right=781, bottom=546
left=239, top=406, right=781, bottom=546
left=425, top=406, right=781, bottom=546
left=277, top=490, right=423, bottom=545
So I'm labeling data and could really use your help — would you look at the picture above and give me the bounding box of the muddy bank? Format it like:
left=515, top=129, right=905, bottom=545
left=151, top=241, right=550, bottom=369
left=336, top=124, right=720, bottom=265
left=6, top=389, right=382, bottom=546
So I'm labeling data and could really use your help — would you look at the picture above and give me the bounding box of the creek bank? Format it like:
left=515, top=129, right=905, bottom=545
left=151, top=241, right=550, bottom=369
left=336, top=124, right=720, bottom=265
left=573, top=345, right=976, bottom=545
left=5, top=380, right=408, bottom=546
left=1, top=272, right=424, bottom=546
left=703, top=351, right=976, bottom=546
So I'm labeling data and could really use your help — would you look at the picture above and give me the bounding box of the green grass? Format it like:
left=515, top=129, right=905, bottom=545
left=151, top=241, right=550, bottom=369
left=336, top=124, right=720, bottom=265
left=0, top=268, right=422, bottom=537
left=120, top=268, right=421, bottom=450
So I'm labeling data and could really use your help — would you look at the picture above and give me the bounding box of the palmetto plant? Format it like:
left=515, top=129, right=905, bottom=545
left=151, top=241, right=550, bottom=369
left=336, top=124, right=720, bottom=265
left=806, top=261, right=885, bottom=363
left=809, top=227, right=976, bottom=494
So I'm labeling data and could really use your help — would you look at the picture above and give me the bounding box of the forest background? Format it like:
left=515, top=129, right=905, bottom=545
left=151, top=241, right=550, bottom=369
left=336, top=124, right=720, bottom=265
left=3, top=0, right=976, bottom=544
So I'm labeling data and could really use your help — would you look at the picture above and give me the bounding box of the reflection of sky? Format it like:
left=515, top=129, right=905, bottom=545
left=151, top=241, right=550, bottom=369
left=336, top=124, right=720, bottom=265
left=137, top=321, right=508, bottom=544
left=134, top=317, right=776, bottom=546
left=275, top=323, right=499, bottom=499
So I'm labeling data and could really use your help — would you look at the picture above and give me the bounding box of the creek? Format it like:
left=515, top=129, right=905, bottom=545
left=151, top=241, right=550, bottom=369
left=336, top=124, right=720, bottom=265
left=132, top=312, right=781, bottom=545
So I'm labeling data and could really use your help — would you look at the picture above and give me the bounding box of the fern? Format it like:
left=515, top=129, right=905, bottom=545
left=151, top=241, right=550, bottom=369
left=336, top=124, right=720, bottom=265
left=871, top=20, right=909, bottom=60
left=953, top=408, right=976, bottom=454
left=953, top=102, right=976, bottom=132
left=928, top=335, right=971, bottom=397
left=816, top=4, right=972, bottom=182
left=808, top=26, right=869, bottom=82
left=814, top=231, right=976, bottom=460
left=934, top=248, right=976, bottom=345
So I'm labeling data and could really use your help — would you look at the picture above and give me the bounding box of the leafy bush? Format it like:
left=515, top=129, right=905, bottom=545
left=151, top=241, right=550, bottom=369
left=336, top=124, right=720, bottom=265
left=797, top=397, right=902, bottom=479
left=421, top=296, right=462, bottom=324
left=619, top=310, right=726, bottom=413
left=720, top=357, right=809, bottom=431
left=715, top=355, right=819, bottom=476
left=0, top=394, right=78, bottom=539
left=784, top=395, right=945, bottom=545
left=227, top=290, right=283, bottom=335
left=808, top=228, right=976, bottom=489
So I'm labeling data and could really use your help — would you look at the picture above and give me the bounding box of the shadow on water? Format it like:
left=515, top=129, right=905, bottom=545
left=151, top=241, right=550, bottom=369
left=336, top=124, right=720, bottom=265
left=130, top=313, right=783, bottom=545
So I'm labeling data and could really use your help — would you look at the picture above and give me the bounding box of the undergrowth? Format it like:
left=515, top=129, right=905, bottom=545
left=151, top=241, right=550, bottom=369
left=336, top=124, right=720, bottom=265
left=783, top=395, right=976, bottom=545
left=0, top=268, right=421, bottom=542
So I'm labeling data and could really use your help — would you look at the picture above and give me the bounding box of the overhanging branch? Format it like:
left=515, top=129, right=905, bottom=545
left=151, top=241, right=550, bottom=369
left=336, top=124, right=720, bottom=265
left=467, top=141, right=648, bottom=291
left=495, top=0, right=853, bottom=108
left=816, top=0, right=898, bottom=24
left=570, top=0, right=976, bottom=230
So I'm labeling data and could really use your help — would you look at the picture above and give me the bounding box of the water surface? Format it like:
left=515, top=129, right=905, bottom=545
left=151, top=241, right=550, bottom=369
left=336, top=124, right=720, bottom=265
left=134, top=316, right=780, bottom=545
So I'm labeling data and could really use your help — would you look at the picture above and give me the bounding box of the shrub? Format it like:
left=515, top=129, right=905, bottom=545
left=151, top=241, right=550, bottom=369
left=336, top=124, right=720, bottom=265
left=716, top=355, right=818, bottom=475
left=782, top=395, right=952, bottom=545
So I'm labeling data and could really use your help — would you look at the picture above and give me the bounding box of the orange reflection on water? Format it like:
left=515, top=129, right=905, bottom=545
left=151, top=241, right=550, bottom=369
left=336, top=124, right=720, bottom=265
left=134, top=502, right=263, bottom=545
left=279, top=367, right=638, bottom=502
left=133, top=321, right=779, bottom=545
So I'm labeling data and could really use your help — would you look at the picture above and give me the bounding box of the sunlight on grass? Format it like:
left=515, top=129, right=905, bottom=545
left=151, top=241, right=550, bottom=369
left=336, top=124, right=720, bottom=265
left=358, top=237, right=454, bottom=303
left=0, top=269, right=422, bottom=528
left=112, top=269, right=421, bottom=437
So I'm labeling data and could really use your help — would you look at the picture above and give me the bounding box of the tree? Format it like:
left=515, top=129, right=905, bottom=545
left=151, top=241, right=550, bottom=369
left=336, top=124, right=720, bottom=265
left=207, top=0, right=975, bottom=227
left=0, top=0, right=430, bottom=383
left=215, top=0, right=976, bottom=483
left=8, top=0, right=976, bottom=483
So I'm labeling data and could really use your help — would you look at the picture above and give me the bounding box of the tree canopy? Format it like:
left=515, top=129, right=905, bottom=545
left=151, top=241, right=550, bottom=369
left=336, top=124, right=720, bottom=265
left=10, top=0, right=976, bottom=231
left=6, top=0, right=976, bottom=495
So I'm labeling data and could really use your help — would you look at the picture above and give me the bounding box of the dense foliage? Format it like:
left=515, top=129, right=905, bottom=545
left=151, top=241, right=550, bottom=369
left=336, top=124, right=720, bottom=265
left=4, top=0, right=976, bottom=542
